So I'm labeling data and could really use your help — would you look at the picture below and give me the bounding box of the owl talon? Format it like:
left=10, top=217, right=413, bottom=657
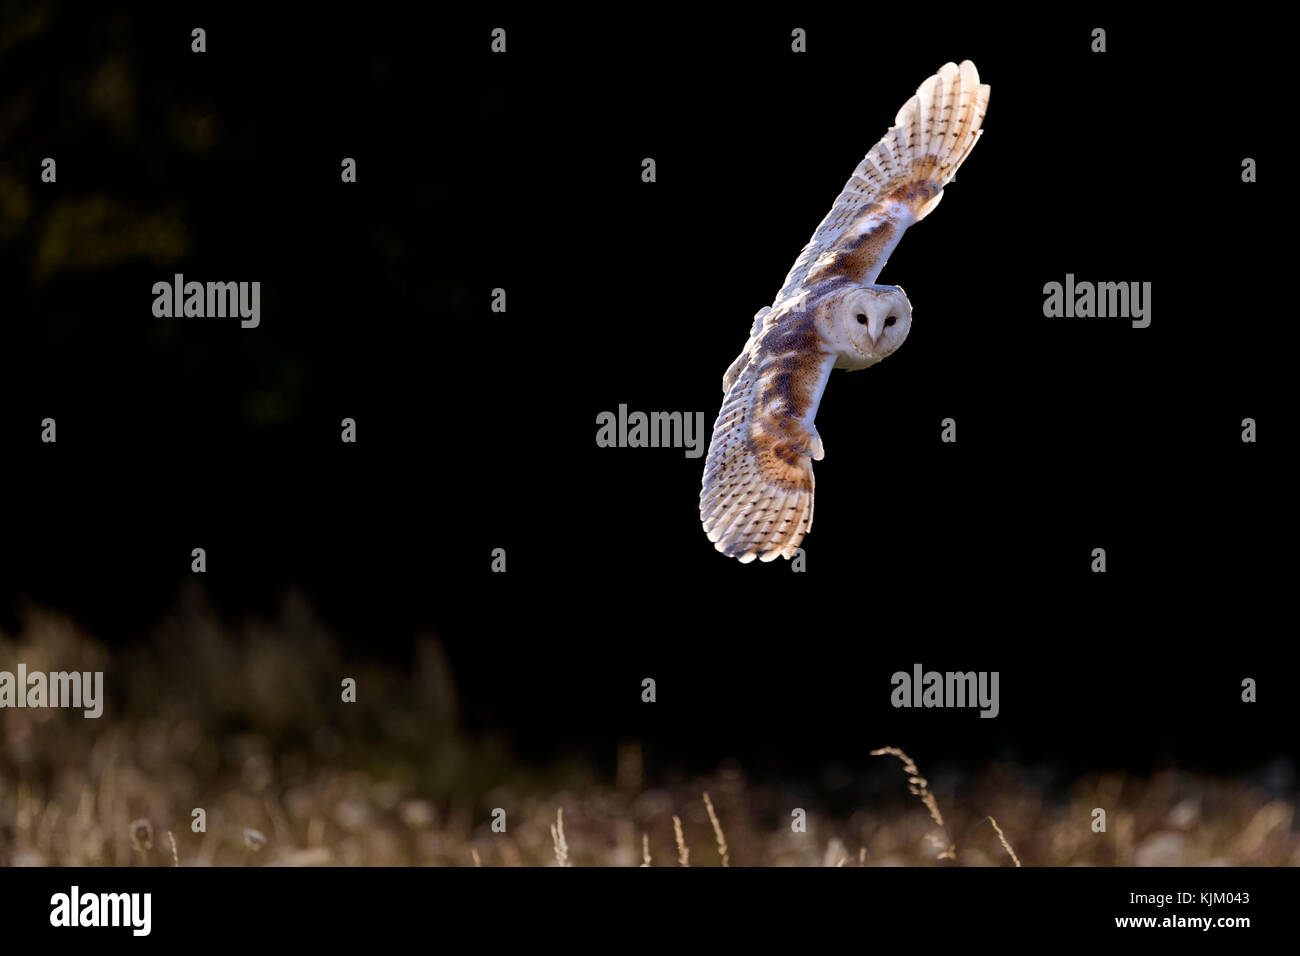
left=807, top=427, right=824, bottom=461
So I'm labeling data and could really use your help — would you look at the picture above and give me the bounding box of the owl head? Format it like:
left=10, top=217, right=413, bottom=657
left=818, top=284, right=912, bottom=369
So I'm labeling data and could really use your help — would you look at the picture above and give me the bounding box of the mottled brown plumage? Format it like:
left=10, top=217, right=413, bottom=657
left=701, top=61, right=990, bottom=562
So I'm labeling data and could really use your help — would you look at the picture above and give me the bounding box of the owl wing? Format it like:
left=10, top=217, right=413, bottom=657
left=721, top=305, right=772, bottom=394
left=772, top=60, right=989, bottom=303
left=700, top=305, right=835, bottom=563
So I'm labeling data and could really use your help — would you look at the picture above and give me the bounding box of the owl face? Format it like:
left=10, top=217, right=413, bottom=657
left=819, top=284, right=912, bottom=370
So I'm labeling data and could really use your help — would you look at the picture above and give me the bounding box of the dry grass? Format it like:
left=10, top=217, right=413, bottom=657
left=703, top=791, right=729, bottom=867
left=2, top=595, right=1297, bottom=867
left=985, top=816, right=1021, bottom=867
left=672, top=814, right=690, bottom=867
left=549, top=808, right=569, bottom=867
left=871, top=746, right=956, bottom=860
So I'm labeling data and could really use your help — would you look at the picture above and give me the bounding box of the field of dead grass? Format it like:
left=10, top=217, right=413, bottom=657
left=2, top=590, right=1296, bottom=867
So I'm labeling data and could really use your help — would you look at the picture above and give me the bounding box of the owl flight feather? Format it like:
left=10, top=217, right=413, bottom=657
left=700, top=60, right=990, bottom=562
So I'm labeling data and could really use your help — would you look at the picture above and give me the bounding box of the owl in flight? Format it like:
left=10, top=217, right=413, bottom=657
left=700, top=60, right=990, bottom=562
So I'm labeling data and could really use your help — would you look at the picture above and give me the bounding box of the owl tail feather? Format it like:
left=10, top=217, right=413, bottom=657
left=869, top=60, right=991, bottom=221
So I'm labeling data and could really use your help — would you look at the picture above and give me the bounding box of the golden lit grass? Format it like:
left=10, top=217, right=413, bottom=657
left=672, top=814, right=690, bottom=867
left=871, top=746, right=956, bottom=860
left=550, top=808, right=569, bottom=867
left=2, top=597, right=1296, bottom=867
left=985, top=816, right=1022, bottom=867
left=703, top=792, right=729, bottom=867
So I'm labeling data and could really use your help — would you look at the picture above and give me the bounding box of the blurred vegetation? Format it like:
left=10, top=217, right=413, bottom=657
left=2, top=590, right=1296, bottom=866
left=1, top=4, right=190, bottom=280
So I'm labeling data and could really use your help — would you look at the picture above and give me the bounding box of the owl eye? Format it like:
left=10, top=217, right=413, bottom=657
left=855, top=313, right=868, bottom=324
left=884, top=315, right=898, bottom=327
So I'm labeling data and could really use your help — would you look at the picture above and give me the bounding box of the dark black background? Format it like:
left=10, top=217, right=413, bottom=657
left=0, top=10, right=1290, bottom=776
left=3, top=864, right=1286, bottom=944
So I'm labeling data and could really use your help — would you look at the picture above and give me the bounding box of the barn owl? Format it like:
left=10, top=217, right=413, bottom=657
left=700, top=60, right=989, bottom=562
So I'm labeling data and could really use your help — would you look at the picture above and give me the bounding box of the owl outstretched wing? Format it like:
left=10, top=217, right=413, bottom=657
left=700, top=304, right=834, bottom=563
left=773, top=60, right=989, bottom=304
